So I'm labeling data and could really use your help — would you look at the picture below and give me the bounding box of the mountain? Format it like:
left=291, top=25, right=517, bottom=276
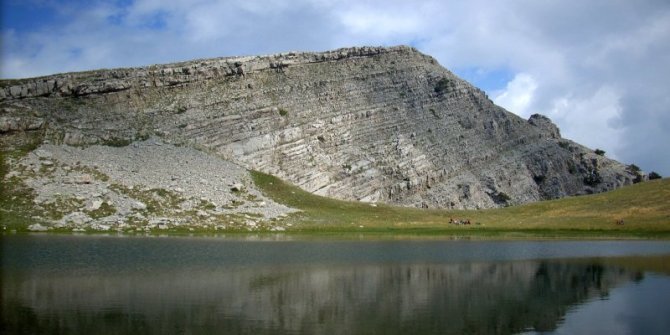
left=0, top=46, right=640, bottom=210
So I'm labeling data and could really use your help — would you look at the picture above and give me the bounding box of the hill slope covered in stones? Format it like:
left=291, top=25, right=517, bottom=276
left=1, top=46, right=640, bottom=212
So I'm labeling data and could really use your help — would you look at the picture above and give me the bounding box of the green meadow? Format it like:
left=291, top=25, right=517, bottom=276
left=251, top=171, right=670, bottom=239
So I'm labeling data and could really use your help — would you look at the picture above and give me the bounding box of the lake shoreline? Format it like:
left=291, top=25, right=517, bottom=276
left=3, top=227, right=670, bottom=240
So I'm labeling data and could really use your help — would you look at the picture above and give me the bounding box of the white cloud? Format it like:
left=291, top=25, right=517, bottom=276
left=548, top=87, right=624, bottom=160
left=337, top=5, right=423, bottom=37
left=183, top=3, right=232, bottom=42
left=493, top=73, right=537, bottom=118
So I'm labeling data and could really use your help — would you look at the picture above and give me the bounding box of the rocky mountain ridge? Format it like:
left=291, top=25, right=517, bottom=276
left=1, top=46, right=640, bottom=211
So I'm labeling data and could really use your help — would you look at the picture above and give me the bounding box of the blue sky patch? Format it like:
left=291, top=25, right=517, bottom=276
left=452, top=66, right=515, bottom=95
left=138, top=10, right=168, bottom=30
left=1, top=0, right=62, bottom=32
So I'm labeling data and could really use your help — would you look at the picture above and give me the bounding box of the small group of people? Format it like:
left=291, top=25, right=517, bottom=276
left=449, top=218, right=471, bottom=225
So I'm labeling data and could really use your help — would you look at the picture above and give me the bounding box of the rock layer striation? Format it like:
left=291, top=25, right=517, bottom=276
left=0, top=46, right=639, bottom=209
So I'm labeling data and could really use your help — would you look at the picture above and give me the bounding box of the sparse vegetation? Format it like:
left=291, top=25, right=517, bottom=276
left=72, top=165, right=110, bottom=182
left=0, top=131, right=45, bottom=229
left=0, top=173, right=39, bottom=228
left=594, top=149, right=606, bottom=156
left=136, top=132, right=151, bottom=142
left=567, top=161, right=577, bottom=174
left=198, top=199, right=216, bottom=210
left=109, top=184, right=184, bottom=215
left=492, top=192, right=511, bottom=204
left=40, top=196, right=84, bottom=220
left=0, top=78, right=31, bottom=88
left=279, top=108, right=288, bottom=117
left=627, top=164, right=644, bottom=183
left=649, top=171, right=662, bottom=180
left=434, top=78, right=452, bottom=94
left=102, top=137, right=132, bottom=147
left=583, top=171, right=602, bottom=186
left=86, top=202, right=116, bottom=219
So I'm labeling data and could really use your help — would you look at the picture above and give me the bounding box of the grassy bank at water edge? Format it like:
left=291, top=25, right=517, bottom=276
left=251, top=171, right=670, bottom=238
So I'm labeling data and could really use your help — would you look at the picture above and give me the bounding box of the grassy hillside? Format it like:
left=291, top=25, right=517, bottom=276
left=251, top=171, right=670, bottom=238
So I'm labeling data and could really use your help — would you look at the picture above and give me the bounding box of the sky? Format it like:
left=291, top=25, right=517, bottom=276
left=2, top=0, right=669, bottom=175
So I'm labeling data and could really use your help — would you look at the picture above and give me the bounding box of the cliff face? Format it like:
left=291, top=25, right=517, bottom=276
left=0, top=46, right=638, bottom=209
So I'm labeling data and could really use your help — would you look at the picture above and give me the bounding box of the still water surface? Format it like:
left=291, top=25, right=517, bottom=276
left=2, top=235, right=670, bottom=334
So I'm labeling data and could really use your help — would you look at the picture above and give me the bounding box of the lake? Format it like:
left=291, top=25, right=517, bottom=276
left=2, top=234, right=670, bottom=334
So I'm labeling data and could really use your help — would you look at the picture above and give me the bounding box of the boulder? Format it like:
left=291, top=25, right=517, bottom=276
left=87, top=199, right=103, bottom=211
left=28, top=223, right=48, bottom=231
left=132, top=201, right=147, bottom=210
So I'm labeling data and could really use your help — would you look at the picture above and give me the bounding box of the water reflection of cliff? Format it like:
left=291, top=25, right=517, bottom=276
left=1, top=260, right=641, bottom=335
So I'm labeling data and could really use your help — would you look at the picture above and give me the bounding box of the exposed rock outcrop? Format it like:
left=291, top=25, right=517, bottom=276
left=0, top=46, right=639, bottom=209
left=528, top=114, right=560, bottom=139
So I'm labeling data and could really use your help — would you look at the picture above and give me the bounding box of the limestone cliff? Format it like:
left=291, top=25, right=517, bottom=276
left=0, top=46, right=639, bottom=209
